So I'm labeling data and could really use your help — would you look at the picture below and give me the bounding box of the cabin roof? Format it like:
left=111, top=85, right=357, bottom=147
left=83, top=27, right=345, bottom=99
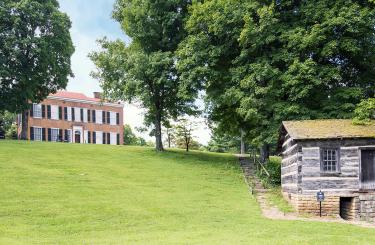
left=282, top=119, right=375, bottom=140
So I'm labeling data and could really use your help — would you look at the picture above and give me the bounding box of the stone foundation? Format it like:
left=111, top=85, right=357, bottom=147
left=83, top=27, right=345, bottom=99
left=359, top=193, right=375, bottom=222
left=283, top=192, right=361, bottom=218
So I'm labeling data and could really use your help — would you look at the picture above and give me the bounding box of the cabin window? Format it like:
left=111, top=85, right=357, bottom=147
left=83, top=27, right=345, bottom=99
left=321, top=148, right=340, bottom=173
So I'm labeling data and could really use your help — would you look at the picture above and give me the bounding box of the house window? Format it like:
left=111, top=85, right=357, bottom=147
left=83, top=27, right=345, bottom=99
left=33, top=104, right=42, bottom=118
left=34, top=127, right=42, bottom=141
left=51, top=128, right=59, bottom=142
left=110, top=112, right=117, bottom=125
left=96, top=110, right=102, bottom=124
left=75, top=107, right=81, bottom=122
left=51, top=105, right=59, bottom=120
left=321, top=148, right=339, bottom=173
left=67, top=107, right=72, bottom=121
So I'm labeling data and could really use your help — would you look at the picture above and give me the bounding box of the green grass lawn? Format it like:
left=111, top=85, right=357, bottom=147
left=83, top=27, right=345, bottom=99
left=0, top=140, right=374, bottom=244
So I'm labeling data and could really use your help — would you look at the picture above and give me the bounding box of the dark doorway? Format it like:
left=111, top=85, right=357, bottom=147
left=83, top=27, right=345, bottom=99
left=361, top=150, right=375, bottom=190
left=340, top=197, right=354, bottom=220
left=74, top=131, right=81, bottom=143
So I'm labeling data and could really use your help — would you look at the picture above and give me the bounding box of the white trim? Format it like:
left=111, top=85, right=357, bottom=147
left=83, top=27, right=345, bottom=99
left=47, top=96, right=123, bottom=108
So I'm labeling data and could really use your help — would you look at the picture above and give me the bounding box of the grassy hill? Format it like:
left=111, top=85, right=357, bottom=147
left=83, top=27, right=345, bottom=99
left=0, top=141, right=374, bottom=244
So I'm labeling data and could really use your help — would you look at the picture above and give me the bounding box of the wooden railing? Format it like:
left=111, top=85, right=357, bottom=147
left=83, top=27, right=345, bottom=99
left=249, top=149, right=270, bottom=177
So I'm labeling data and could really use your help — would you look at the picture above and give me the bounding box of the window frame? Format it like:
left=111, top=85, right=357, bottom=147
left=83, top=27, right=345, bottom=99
left=33, top=104, right=42, bottom=118
left=51, top=128, right=60, bottom=142
left=320, top=147, right=341, bottom=174
left=34, top=127, right=42, bottom=141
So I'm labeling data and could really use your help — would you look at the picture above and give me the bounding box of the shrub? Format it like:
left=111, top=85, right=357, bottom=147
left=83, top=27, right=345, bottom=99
left=256, top=156, right=281, bottom=187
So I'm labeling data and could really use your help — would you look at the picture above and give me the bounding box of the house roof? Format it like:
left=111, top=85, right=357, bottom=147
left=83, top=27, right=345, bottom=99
left=282, top=119, right=375, bottom=140
left=49, top=91, right=101, bottom=102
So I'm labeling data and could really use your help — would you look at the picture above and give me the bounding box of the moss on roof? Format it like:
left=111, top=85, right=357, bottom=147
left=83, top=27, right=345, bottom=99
left=282, top=119, right=375, bottom=140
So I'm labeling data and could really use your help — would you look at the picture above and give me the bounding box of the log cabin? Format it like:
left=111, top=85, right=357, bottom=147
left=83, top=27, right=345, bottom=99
left=278, top=119, right=375, bottom=221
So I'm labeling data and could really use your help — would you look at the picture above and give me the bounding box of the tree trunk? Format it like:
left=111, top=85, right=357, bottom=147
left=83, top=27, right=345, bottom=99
left=260, top=144, right=270, bottom=163
left=240, top=129, right=245, bottom=155
left=167, top=128, right=171, bottom=148
left=20, top=110, right=29, bottom=140
left=154, top=110, right=163, bottom=151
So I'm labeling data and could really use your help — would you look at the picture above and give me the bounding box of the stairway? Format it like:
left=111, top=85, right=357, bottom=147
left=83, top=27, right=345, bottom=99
left=239, top=157, right=268, bottom=194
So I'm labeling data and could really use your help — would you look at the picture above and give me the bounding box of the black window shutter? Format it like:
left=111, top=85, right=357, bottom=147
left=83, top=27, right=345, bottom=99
left=107, top=112, right=110, bottom=124
left=42, top=105, right=46, bottom=118
left=30, top=127, right=34, bottom=140
left=88, top=131, right=91, bottom=143
left=59, top=129, right=63, bottom=141
left=117, top=133, right=120, bottom=145
left=47, top=105, right=51, bottom=119
left=107, top=133, right=110, bottom=144
left=103, top=132, right=106, bottom=144
left=30, top=104, right=34, bottom=118
left=59, top=107, right=63, bottom=120
left=71, top=108, right=75, bottom=121
left=47, top=128, right=51, bottom=141
left=116, top=113, right=120, bottom=125
left=92, top=110, right=96, bottom=123
left=64, top=107, right=67, bottom=120
left=93, top=132, right=96, bottom=144
left=102, top=111, right=106, bottom=124
left=64, top=129, right=68, bottom=142
left=42, top=128, right=46, bottom=141
left=80, top=108, right=84, bottom=121
left=87, top=109, right=91, bottom=122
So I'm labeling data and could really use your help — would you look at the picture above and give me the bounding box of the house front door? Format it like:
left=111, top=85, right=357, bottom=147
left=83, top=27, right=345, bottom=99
left=74, top=131, right=81, bottom=143
left=361, top=149, right=375, bottom=190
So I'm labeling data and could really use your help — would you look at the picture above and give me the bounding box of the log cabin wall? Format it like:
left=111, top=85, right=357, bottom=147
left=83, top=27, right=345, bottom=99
left=299, top=138, right=375, bottom=195
left=281, top=133, right=301, bottom=207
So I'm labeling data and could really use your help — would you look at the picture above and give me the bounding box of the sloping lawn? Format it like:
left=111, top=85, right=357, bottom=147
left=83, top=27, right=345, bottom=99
left=0, top=140, right=374, bottom=244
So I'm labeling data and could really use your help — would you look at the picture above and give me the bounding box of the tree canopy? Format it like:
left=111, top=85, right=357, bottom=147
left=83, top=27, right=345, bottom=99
left=0, top=0, right=74, bottom=138
left=0, top=0, right=74, bottom=111
left=91, top=0, right=197, bottom=151
left=178, top=0, right=375, bottom=159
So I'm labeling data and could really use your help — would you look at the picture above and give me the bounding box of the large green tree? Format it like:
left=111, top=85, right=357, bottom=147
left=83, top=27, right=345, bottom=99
left=178, top=0, right=375, bottom=161
left=0, top=0, right=74, bottom=139
left=91, top=0, right=197, bottom=151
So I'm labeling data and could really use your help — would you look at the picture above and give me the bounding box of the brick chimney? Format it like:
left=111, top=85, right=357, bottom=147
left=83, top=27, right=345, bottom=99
left=93, top=92, right=102, bottom=99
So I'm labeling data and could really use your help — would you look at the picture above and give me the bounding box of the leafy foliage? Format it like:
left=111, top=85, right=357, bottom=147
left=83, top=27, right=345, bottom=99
left=206, top=131, right=241, bottom=153
left=91, top=0, right=197, bottom=151
left=173, top=118, right=197, bottom=152
left=0, top=111, right=15, bottom=138
left=0, top=0, right=74, bottom=112
left=353, top=98, right=375, bottom=125
left=257, top=156, right=281, bottom=187
left=178, top=0, right=375, bottom=155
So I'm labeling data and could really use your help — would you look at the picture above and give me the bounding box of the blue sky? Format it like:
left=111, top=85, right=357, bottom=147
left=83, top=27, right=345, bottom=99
left=57, top=0, right=211, bottom=145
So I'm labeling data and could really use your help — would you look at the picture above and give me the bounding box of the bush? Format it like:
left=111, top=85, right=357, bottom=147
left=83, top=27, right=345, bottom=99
left=256, top=156, right=281, bottom=187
